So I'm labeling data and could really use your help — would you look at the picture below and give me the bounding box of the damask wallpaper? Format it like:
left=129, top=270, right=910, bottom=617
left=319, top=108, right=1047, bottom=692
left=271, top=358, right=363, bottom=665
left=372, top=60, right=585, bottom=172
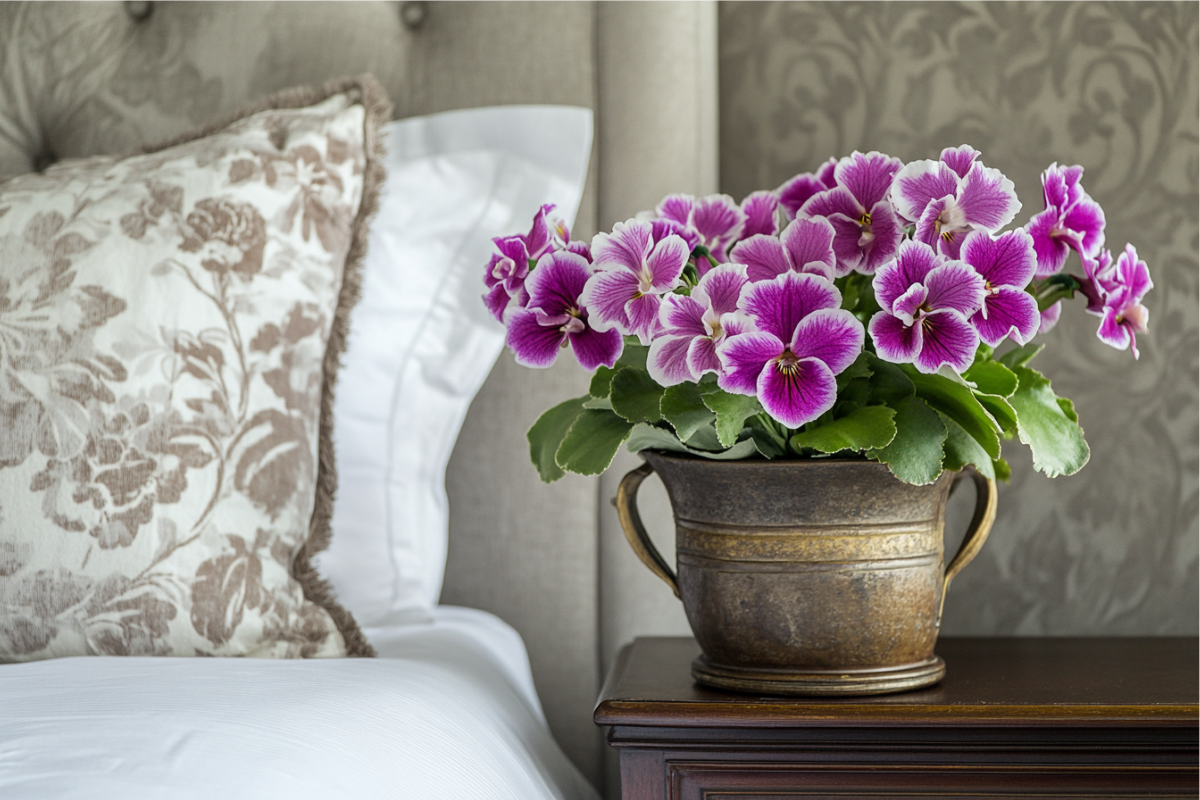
left=719, top=1, right=1198, bottom=634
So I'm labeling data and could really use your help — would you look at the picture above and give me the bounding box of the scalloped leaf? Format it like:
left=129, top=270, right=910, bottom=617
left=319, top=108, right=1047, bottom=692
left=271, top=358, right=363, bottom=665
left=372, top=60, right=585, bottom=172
left=700, top=388, right=763, bottom=448
left=610, top=367, right=665, bottom=424
left=790, top=405, right=897, bottom=454
left=869, top=396, right=946, bottom=485
left=1009, top=365, right=1090, bottom=478
left=626, top=423, right=760, bottom=461
left=660, top=382, right=717, bottom=441
left=527, top=396, right=588, bottom=483
left=555, top=409, right=634, bottom=476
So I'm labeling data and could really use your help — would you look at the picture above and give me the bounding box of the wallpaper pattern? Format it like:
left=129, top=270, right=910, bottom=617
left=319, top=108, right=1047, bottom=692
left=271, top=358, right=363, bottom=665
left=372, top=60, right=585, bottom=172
left=719, top=1, right=1198, bottom=634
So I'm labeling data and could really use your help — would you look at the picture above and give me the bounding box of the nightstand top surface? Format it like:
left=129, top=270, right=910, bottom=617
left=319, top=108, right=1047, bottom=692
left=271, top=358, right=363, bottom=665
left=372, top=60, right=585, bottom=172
left=595, top=636, right=1199, bottom=728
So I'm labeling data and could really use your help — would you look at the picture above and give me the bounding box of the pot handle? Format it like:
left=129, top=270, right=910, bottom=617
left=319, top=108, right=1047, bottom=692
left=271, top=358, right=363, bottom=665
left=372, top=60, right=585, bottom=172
left=615, top=461, right=681, bottom=599
left=939, top=466, right=998, bottom=624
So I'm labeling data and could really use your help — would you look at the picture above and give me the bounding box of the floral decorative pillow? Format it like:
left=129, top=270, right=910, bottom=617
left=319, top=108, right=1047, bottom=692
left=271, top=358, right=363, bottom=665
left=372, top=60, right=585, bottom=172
left=0, top=77, right=388, bottom=660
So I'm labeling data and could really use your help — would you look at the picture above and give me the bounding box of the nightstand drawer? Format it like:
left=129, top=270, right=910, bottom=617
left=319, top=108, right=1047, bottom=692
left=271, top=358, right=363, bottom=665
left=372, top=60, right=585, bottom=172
left=669, top=761, right=1197, bottom=799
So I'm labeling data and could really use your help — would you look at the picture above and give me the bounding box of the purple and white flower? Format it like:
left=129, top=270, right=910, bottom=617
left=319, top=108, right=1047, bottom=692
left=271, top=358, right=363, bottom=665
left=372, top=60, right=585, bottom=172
left=523, top=203, right=571, bottom=260
left=799, top=151, right=905, bottom=275
left=581, top=219, right=690, bottom=344
left=647, top=265, right=750, bottom=386
left=1095, top=244, right=1151, bottom=359
left=960, top=229, right=1040, bottom=347
left=739, top=191, right=781, bottom=239
left=869, top=240, right=986, bottom=374
left=727, top=217, right=837, bottom=282
left=890, top=145, right=1021, bottom=261
left=1025, top=163, right=1106, bottom=278
left=483, top=235, right=531, bottom=322
left=717, top=272, right=864, bottom=428
left=777, top=158, right=837, bottom=221
left=655, top=193, right=747, bottom=263
left=506, top=251, right=622, bottom=370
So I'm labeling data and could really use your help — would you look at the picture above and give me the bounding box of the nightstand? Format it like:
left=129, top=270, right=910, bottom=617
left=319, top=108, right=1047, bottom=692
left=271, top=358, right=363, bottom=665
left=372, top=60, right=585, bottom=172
left=594, top=636, right=1198, bottom=799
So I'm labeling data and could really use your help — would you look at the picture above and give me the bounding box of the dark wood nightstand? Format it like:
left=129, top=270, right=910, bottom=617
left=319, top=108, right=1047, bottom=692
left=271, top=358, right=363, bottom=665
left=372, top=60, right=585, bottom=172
left=594, top=637, right=1198, bottom=799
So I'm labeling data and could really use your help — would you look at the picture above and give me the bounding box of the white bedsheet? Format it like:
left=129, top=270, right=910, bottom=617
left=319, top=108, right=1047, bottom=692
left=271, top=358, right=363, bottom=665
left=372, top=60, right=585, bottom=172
left=0, top=607, right=599, bottom=800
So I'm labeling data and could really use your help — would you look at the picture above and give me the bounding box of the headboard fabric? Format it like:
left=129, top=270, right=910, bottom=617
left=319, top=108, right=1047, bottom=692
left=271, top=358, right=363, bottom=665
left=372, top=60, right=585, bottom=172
left=0, top=2, right=719, bottom=788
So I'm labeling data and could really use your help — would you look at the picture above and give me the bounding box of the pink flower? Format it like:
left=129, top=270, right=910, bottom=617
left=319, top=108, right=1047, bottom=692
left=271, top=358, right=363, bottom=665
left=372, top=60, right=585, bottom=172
left=647, top=265, right=750, bottom=386
left=1025, top=163, right=1106, bottom=278
left=960, top=229, right=1040, bottom=347
left=890, top=145, right=1021, bottom=261
left=717, top=272, right=864, bottom=428
left=483, top=235, right=531, bottom=322
left=1095, top=244, right=1151, bottom=359
left=869, top=240, right=986, bottom=374
left=580, top=219, right=690, bottom=344
left=727, top=217, right=836, bottom=283
left=654, top=193, right=747, bottom=263
left=506, top=251, right=623, bottom=370
left=799, top=151, right=905, bottom=275
left=777, top=158, right=837, bottom=221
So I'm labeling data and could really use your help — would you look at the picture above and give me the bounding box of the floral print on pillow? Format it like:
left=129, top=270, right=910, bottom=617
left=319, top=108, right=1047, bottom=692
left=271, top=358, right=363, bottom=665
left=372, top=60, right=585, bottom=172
left=0, top=82, right=385, bottom=660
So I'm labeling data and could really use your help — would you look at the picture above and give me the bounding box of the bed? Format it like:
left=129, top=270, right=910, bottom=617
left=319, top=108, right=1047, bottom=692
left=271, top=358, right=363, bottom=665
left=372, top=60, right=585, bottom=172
left=0, top=2, right=720, bottom=795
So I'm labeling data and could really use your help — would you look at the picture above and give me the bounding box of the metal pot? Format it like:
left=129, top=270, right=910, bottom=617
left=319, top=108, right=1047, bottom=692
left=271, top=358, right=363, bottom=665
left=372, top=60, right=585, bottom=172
left=615, top=451, right=996, bottom=696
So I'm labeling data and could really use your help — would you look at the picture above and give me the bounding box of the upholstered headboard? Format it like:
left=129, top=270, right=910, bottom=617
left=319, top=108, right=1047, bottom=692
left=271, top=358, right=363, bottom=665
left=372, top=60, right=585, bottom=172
left=0, top=2, right=718, bottom=787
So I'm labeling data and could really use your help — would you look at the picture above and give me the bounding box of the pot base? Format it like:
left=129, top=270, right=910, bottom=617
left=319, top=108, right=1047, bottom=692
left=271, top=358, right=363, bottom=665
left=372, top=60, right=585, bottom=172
left=691, top=654, right=946, bottom=697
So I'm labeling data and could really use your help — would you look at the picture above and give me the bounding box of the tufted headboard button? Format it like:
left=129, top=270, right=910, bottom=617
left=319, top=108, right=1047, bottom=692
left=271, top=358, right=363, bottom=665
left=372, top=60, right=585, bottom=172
left=399, top=1, right=427, bottom=30
left=124, top=1, right=153, bottom=23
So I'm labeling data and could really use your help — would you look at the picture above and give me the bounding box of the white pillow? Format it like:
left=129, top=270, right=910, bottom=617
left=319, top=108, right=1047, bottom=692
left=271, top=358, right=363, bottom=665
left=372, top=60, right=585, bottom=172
left=317, top=106, right=593, bottom=627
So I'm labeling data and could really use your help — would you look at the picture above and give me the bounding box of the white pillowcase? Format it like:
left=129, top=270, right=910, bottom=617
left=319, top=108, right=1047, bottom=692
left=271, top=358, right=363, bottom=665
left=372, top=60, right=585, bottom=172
left=317, top=106, right=594, bottom=627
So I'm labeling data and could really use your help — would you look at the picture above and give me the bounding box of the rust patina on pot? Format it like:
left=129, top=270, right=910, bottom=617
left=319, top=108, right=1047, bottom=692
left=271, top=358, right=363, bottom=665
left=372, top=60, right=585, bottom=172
left=616, top=451, right=996, bottom=696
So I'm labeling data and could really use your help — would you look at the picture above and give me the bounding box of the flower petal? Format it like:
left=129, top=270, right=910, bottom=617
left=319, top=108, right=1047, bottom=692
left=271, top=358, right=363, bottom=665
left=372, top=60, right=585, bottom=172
left=777, top=159, right=837, bottom=219
left=859, top=201, right=905, bottom=274
left=686, top=335, right=723, bottom=378
left=788, top=308, right=864, bottom=374
left=1039, top=300, right=1062, bottom=334
left=1112, top=243, right=1152, bottom=304
left=644, top=234, right=689, bottom=292
left=834, top=151, right=902, bottom=210
left=484, top=283, right=514, bottom=322
left=693, top=194, right=747, bottom=246
left=869, top=310, right=922, bottom=364
left=647, top=333, right=698, bottom=386
left=651, top=218, right=700, bottom=251
left=1061, top=197, right=1106, bottom=257
left=570, top=325, right=623, bottom=371
left=1026, top=207, right=1073, bottom=277
left=740, top=190, right=779, bottom=237
left=717, top=331, right=784, bottom=395
left=960, top=229, right=1036, bottom=289
left=940, top=145, right=980, bottom=179
left=1096, top=307, right=1132, bottom=352
left=625, top=293, right=665, bottom=344
left=924, top=262, right=986, bottom=316
left=972, top=286, right=1040, bottom=347
left=957, top=162, right=1020, bottom=231
left=890, top=159, right=960, bottom=223
left=799, top=185, right=862, bottom=220
left=757, top=357, right=836, bottom=428
left=580, top=269, right=639, bottom=333
left=872, top=239, right=941, bottom=312
left=506, top=309, right=565, bottom=368
left=738, top=271, right=841, bottom=343
left=659, top=293, right=708, bottom=337
left=729, top=235, right=791, bottom=283
left=781, top=217, right=836, bottom=276
left=825, top=214, right=867, bottom=275
left=694, top=263, right=749, bottom=316
left=892, top=284, right=928, bottom=325
left=913, top=195, right=956, bottom=251
left=656, top=194, right=695, bottom=226
left=914, top=310, right=978, bottom=374
left=525, top=251, right=591, bottom=315
left=591, top=218, right=653, bottom=274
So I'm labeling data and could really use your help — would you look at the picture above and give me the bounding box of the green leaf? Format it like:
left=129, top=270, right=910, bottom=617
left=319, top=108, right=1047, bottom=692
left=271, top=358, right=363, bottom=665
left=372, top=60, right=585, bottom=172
left=993, top=456, right=1012, bottom=482
left=939, top=411, right=995, bottom=480
left=837, top=351, right=873, bottom=389
left=582, top=395, right=613, bottom=410
left=866, top=355, right=915, bottom=405
left=905, top=368, right=1001, bottom=459
left=626, top=423, right=760, bottom=460
left=682, top=423, right=725, bottom=452
left=1009, top=365, right=1090, bottom=478
left=963, top=360, right=1018, bottom=397
left=660, top=382, right=717, bottom=441
left=616, top=337, right=648, bottom=370
left=998, top=342, right=1044, bottom=369
left=746, top=415, right=787, bottom=459
left=868, top=396, right=946, bottom=485
left=976, top=393, right=1018, bottom=435
left=609, top=367, right=665, bottom=424
left=701, top=388, right=763, bottom=448
left=589, top=366, right=617, bottom=398
left=790, top=405, right=897, bottom=454
left=554, top=409, right=634, bottom=476
left=527, top=396, right=588, bottom=483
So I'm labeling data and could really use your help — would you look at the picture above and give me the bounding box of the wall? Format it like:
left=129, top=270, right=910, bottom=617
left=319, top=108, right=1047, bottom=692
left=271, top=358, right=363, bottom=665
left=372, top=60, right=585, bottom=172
left=715, top=1, right=1198, bottom=635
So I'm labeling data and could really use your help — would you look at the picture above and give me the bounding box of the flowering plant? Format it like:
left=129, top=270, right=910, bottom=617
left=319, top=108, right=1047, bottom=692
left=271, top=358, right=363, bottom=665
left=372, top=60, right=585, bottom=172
left=483, top=146, right=1151, bottom=486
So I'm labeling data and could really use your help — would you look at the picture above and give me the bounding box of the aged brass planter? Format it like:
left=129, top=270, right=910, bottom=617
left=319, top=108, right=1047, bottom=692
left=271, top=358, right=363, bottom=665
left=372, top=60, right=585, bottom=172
left=616, top=451, right=996, bottom=696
